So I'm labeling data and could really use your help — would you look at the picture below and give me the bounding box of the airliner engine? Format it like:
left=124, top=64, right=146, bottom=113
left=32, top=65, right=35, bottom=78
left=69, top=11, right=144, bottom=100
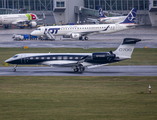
left=29, top=21, right=37, bottom=27
left=70, top=33, right=81, bottom=39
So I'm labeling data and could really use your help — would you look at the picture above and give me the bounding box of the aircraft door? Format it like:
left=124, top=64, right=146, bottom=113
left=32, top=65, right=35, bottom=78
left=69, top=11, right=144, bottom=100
left=0, top=16, right=2, bottom=24
left=21, top=55, right=26, bottom=64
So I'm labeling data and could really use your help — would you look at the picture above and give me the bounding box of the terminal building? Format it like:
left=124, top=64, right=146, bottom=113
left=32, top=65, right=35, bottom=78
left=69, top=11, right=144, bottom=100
left=0, top=0, right=157, bottom=26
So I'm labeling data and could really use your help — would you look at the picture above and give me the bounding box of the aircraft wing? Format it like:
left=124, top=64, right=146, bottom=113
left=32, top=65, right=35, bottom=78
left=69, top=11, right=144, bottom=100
left=12, top=20, right=28, bottom=24
left=99, top=18, right=109, bottom=21
left=65, top=30, right=100, bottom=37
left=87, top=64, right=109, bottom=68
left=86, top=18, right=99, bottom=24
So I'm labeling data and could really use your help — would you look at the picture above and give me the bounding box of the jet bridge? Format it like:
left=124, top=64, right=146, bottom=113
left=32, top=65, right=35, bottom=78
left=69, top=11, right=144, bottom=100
left=149, top=0, right=157, bottom=26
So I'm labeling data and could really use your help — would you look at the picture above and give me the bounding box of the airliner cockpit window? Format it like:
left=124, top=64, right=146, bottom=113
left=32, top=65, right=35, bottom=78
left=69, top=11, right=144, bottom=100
left=36, top=28, right=41, bottom=30
left=12, top=55, right=18, bottom=58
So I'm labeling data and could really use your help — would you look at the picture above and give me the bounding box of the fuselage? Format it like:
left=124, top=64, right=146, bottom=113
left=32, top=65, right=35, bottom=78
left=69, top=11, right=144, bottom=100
left=0, top=13, right=37, bottom=25
left=5, top=52, right=118, bottom=67
left=31, top=23, right=134, bottom=37
left=99, top=16, right=126, bottom=24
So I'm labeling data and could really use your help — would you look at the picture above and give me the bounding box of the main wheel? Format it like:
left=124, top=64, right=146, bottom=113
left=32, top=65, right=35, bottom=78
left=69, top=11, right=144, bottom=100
left=73, top=68, right=79, bottom=72
left=13, top=68, right=16, bottom=72
left=84, top=37, right=88, bottom=40
left=79, top=66, right=85, bottom=72
left=78, top=64, right=85, bottom=72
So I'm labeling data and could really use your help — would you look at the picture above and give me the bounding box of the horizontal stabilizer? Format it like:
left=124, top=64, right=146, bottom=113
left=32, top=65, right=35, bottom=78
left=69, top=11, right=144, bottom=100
left=122, top=38, right=141, bottom=44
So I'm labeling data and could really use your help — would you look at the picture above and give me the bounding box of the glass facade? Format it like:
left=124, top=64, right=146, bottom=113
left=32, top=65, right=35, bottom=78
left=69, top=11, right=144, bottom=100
left=0, top=0, right=53, bottom=11
left=56, top=1, right=65, bottom=7
left=84, top=0, right=149, bottom=11
left=153, top=1, right=157, bottom=6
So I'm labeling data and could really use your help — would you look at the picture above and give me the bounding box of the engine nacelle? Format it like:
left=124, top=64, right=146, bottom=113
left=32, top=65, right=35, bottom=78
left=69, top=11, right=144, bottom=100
left=29, top=21, right=37, bottom=27
left=70, top=33, right=81, bottom=39
left=92, top=52, right=116, bottom=62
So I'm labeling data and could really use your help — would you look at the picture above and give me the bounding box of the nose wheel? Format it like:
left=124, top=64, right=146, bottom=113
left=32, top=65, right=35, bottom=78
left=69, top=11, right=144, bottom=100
left=13, top=64, right=18, bottom=72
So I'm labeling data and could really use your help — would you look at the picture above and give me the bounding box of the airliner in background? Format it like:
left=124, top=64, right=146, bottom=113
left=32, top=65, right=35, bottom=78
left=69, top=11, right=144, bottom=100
left=0, top=13, right=38, bottom=29
left=31, top=8, right=137, bottom=40
left=5, top=38, right=141, bottom=73
left=87, top=5, right=126, bottom=24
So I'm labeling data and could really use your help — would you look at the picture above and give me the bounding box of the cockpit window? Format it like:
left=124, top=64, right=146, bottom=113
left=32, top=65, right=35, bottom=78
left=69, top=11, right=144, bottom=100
left=12, top=55, right=18, bottom=58
left=36, top=28, right=41, bottom=30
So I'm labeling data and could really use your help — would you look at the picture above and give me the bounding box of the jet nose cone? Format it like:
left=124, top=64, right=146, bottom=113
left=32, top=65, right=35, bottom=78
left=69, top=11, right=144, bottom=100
left=5, top=59, right=10, bottom=63
left=30, top=31, right=35, bottom=36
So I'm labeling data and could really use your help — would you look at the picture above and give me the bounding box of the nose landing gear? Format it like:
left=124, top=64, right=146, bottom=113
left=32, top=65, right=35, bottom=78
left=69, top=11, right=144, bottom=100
left=13, top=64, right=18, bottom=72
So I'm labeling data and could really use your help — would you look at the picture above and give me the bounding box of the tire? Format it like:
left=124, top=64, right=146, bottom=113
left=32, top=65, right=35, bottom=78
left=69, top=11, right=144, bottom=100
left=84, top=37, right=88, bottom=40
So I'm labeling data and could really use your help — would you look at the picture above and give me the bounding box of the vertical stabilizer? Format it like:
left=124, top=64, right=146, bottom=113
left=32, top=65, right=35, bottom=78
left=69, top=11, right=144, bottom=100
left=99, top=5, right=106, bottom=18
left=120, top=8, right=137, bottom=24
left=113, top=38, right=141, bottom=59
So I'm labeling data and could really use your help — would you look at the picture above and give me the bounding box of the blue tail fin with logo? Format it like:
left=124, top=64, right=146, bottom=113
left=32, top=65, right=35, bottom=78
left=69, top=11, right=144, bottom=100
left=120, top=8, right=137, bottom=24
left=99, top=5, right=106, bottom=18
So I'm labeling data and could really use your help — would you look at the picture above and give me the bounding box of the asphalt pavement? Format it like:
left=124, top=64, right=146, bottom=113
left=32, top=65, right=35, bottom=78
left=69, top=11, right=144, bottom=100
left=0, top=26, right=157, bottom=48
left=0, top=66, right=157, bottom=76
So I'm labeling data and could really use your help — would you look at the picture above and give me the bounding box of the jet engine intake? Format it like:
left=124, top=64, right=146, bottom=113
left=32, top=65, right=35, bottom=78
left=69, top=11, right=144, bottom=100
left=29, top=21, right=37, bottom=27
left=92, top=52, right=115, bottom=62
left=70, top=33, right=81, bottom=39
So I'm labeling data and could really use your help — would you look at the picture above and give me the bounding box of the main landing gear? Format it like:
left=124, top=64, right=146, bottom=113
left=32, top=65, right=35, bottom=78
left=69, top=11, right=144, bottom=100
left=73, top=64, right=85, bottom=73
left=13, top=64, right=18, bottom=72
left=79, top=36, right=88, bottom=41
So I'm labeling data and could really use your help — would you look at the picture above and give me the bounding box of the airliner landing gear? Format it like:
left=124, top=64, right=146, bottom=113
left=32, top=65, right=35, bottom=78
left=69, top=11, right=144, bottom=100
left=84, top=36, right=88, bottom=40
left=13, top=64, right=18, bottom=72
left=73, top=64, right=85, bottom=73
left=73, top=67, right=79, bottom=72
left=79, top=37, right=83, bottom=40
left=4, top=25, right=9, bottom=29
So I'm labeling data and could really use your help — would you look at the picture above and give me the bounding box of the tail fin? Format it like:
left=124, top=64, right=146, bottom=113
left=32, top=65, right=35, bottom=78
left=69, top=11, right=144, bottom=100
left=99, top=5, right=106, bottom=18
left=120, top=8, right=137, bottom=24
left=113, top=38, right=141, bottom=59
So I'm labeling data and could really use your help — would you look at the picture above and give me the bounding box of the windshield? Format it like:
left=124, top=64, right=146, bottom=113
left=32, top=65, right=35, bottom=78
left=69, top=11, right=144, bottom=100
left=36, top=28, right=41, bottom=30
left=12, top=55, right=18, bottom=58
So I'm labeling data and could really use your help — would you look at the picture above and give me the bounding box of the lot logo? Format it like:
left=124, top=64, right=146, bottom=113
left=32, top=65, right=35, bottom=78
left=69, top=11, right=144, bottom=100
left=44, top=28, right=60, bottom=34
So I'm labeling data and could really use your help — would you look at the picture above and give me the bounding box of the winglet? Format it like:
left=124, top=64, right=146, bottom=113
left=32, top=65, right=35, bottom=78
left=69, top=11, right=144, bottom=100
left=120, top=8, right=137, bottom=24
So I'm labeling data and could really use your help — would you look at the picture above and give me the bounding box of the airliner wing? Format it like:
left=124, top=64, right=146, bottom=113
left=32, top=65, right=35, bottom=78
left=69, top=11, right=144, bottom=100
left=65, top=31, right=99, bottom=37
left=12, top=20, right=27, bottom=24
left=86, top=18, right=99, bottom=24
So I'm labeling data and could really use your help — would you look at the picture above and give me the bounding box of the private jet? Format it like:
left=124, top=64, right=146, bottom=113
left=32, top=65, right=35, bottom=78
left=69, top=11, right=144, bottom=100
left=5, top=38, right=141, bottom=73
left=30, top=8, right=137, bottom=40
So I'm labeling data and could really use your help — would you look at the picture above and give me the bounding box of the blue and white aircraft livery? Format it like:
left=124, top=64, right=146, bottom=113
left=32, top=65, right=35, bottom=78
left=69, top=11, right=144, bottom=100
left=88, top=5, right=126, bottom=24
left=5, top=38, right=141, bottom=73
left=31, top=8, right=137, bottom=40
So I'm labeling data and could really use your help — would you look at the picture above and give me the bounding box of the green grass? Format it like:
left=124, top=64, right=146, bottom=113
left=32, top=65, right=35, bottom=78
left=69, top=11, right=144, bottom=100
left=0, top=76, right=157, bottom=120
left=0, top=48, right=157, bottom=67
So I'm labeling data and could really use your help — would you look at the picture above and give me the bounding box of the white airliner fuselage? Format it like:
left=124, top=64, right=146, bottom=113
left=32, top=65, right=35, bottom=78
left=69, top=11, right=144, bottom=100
left=0, top=13, right=38, bottom=28
left=31, top=23, right=135, bottom=40
left=99, top=16, right=126, bottom=23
